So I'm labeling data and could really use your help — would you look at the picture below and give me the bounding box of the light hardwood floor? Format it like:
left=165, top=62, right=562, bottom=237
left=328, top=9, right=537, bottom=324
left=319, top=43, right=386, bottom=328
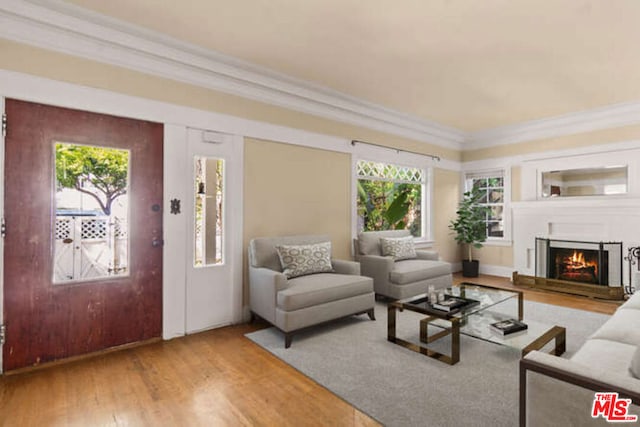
left=0, top=273, right=621, bottom=426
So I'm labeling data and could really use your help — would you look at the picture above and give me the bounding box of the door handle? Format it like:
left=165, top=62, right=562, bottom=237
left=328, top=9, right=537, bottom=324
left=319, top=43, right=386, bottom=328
left=152, top=238, right=164, bottom=248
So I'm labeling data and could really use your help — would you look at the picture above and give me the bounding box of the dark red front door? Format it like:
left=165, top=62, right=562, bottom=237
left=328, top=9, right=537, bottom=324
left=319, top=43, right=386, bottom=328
left=3, top=99, right=163, bottom=371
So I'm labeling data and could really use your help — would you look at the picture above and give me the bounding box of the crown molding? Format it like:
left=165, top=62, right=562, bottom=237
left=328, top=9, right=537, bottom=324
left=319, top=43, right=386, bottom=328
left=466, top=101, right=640, bottom=149
left=0, top=0, right=465, bottom=150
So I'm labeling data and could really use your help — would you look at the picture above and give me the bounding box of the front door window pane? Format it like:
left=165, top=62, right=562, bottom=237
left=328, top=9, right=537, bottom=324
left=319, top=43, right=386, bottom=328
left=53, top=142, right=130, bottom=283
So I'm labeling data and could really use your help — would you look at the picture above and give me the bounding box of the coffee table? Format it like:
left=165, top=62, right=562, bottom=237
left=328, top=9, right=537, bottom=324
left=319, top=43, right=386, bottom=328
left=387, top=282, right=566, bottom=365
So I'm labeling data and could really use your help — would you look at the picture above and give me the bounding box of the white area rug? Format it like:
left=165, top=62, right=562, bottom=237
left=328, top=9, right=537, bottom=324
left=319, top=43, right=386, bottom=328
left=246, top=300, right=609, bottom=427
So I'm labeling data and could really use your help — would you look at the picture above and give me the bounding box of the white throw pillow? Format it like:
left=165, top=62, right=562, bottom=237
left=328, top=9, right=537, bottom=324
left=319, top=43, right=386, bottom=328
left=276, top=241, right=333, bottom=279
left=630, top=346, right=640, bottom=378
left=380, top=236, right=417, bottom=260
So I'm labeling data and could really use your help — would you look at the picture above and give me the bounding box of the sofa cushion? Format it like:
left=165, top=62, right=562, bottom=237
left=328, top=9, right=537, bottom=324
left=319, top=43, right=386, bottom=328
left=589, top=308, right=640, bottom=346
left=277, top=273, right=373, bottom=311
left=389, top=260, right=451, bottom=285
left=381, top=236, right=417, bottom=260
left=357, top=230, right=411, bottom=256
left=571, top=338, right=637, bottom=378
left=276, top=241, right=333, bottom=279
left=630, top=346, right=640, bottom=378
left=621, top=292, right=640, bottom=311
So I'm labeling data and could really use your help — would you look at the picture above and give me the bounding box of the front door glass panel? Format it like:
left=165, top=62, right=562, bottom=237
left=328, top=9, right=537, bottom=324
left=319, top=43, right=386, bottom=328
left=53, top=142, right=130, bottom=283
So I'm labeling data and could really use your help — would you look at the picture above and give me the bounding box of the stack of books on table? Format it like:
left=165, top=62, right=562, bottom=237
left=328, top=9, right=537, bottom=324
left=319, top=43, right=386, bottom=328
left=490, top=319, right=528, bottom=336
left=431, top=296, right=469, bottom=312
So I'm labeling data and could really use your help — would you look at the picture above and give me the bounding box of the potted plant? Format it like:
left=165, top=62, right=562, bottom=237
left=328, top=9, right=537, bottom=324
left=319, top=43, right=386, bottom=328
left=448, top=187, right=488, bottom=277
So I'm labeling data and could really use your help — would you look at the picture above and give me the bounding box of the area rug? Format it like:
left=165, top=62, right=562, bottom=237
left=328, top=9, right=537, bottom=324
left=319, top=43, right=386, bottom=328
left=245, top=300, right=610, bottom=427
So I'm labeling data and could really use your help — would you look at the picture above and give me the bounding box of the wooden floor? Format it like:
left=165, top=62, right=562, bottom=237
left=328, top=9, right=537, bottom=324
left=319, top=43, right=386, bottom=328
left=453, top=273, right=621, bottom=315
left=0, top=273, right=621, bottom=426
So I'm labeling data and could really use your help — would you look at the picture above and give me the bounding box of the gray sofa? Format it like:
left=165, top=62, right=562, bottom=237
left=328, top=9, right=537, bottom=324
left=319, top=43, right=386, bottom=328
left=248, top=235, right=375, bottom=348
left=354, top=230, right=452, bottom=300
left=521, top=291, right=640, bottom=426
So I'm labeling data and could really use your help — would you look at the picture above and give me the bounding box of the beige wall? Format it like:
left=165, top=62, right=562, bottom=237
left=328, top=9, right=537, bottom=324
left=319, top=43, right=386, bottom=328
left=511, top=166, right=521, bottom=202
left=472, top=245, right=514, bottom=268
left=431, top=169, right=460, bottom=263
left=243, top=139, right=353, bottom=302
left=463, top=124, right=640, bottom=162
left=243, top=138, right=352, bottom=259
left=243, top=138, right=461, bottom=264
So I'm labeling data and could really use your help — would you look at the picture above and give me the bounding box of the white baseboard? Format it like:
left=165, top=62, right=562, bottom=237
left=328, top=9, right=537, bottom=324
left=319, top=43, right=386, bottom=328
left=450, top=262, right=513, bottom=279
left=479, top=264, right=514, bottom=278
left=242, top=305, right=252, bottom=323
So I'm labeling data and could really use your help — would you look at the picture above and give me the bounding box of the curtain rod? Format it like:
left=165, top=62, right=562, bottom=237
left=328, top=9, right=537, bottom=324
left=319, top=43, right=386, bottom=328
left=350, top=140, right=441, bottom=162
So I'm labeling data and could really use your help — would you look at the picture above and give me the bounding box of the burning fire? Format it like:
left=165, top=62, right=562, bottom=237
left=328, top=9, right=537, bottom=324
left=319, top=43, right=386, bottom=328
left=563, top=250, right=597, bottom=274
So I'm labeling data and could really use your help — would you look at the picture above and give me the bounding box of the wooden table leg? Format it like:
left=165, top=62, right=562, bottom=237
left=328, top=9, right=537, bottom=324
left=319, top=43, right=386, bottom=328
left=387, top=304, right=397, bottom=343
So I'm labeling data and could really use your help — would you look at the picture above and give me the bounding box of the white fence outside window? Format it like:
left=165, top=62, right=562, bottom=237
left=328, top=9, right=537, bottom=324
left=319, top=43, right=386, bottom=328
left=53, top=215, right=128, bottom=282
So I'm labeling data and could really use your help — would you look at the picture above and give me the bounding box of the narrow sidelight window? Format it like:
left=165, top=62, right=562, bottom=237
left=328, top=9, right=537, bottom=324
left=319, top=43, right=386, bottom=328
left=194, top=156, right=224, bottom=266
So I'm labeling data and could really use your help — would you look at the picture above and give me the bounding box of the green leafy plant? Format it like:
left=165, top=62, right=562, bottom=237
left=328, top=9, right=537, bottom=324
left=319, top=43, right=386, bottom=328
left=55, top=143, right=129, bottom=215
left=357, top=180, right=421, bottom=236
left=448, top=187, right=489, bottom=261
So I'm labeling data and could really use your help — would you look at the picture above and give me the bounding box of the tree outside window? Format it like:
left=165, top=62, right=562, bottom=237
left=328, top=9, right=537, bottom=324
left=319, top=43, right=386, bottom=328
left=356, top=160, right=424, bottom=237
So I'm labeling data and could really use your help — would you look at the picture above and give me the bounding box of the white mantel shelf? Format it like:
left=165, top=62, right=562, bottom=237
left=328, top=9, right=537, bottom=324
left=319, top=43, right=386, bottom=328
left=512, top=197, right=640, bottom=210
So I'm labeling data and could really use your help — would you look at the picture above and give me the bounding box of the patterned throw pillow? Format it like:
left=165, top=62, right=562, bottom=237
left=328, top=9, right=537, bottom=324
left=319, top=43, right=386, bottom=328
left=380, top=236, right=417, bottom=260
left=276, top=241, right=334, bottom=279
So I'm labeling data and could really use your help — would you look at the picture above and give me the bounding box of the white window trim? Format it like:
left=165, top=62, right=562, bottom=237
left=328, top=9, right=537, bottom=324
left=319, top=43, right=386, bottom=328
left=351, top=154, right=434, bottom=247
left=462, top=167, right=512, bottom=246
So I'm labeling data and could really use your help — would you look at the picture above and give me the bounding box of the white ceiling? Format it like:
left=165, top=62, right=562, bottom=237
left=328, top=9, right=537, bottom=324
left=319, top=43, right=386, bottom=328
left=62, top=0, right=640, bottom=133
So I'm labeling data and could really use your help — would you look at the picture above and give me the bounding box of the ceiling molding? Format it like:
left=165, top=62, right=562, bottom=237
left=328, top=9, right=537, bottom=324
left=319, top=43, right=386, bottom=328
left=466, top=101, right=640, bottom=149
left=0, top=0, right=465, bottom=150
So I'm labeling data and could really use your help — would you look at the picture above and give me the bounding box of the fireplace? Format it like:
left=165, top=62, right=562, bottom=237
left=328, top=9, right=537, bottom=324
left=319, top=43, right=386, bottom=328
left=536, top=238, right=622, bottom=287
left=549, top=247, right=607, bottom=285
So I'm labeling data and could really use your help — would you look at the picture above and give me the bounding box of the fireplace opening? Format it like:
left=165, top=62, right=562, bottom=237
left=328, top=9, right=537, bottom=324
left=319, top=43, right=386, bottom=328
left=536, top=238, right=622, bottom=287
left=548, top=247, right=608, bottom=285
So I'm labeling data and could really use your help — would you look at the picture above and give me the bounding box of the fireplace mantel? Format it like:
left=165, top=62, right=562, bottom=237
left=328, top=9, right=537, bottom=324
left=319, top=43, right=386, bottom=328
left=512, top=197, right=640, bottom=210
left=512, top=198, right=640, bottom=288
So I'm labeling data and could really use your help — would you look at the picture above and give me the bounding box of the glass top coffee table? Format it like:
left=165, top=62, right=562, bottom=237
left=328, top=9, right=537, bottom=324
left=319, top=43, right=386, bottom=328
left=387, top=282, right=566, bottom=365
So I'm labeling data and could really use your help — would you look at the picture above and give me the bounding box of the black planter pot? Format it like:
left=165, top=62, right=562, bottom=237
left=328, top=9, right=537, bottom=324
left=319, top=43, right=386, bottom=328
left=462, top=260, right=479, bottom=278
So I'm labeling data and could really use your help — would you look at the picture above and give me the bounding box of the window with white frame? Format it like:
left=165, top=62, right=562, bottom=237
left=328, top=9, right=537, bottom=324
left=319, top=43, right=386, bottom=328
left=356, top=159, right=427, bottom=238
left=464, top=171, right=506, bottom=239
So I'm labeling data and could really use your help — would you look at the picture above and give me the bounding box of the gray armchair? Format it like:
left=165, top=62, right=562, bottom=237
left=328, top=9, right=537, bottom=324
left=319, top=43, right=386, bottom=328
left=354, top=230, right=452, bottom=300
left=249, top=235, right=375, bottom=348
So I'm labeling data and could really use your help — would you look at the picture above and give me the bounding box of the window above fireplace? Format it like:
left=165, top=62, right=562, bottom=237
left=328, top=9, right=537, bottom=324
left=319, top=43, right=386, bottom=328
left=540, top=165, right=628, bottom=199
